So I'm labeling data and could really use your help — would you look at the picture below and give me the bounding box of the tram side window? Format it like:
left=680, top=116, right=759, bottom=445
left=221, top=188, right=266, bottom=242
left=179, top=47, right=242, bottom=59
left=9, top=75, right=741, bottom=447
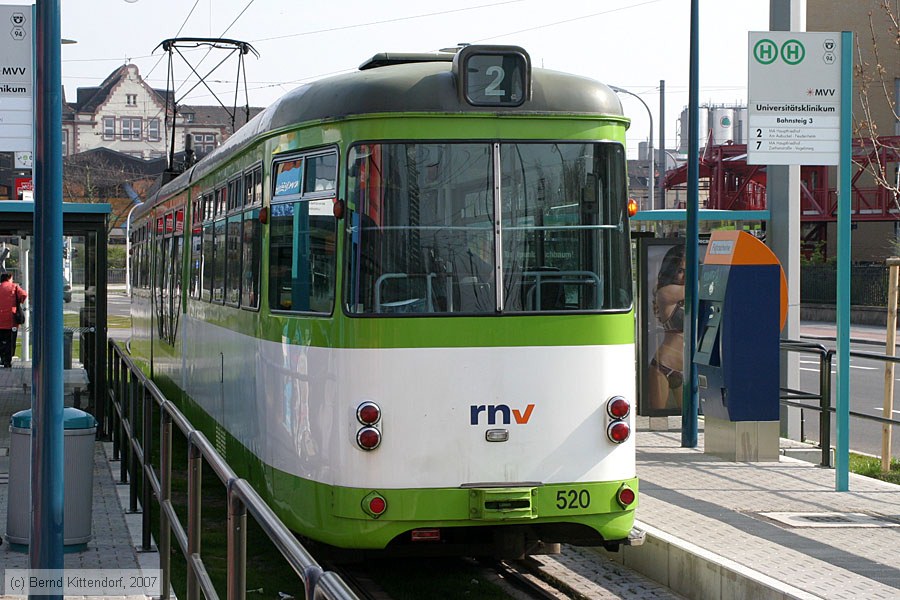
left=241, top=209, right=261, bottom=309
left=212, top=218, right=226, bottom=303
left=225, top=214, right=242, bottom=305
left=190, top=222, right=202, bottom=298
left=202, top=222, right=213, bottom=301
left=269, top=153, right=337, bottom=314
left=156, top=234, right=168, bottom=341
left=171, top=234, right=183, bottom=338
left=140, top=233, right=151, bottom=288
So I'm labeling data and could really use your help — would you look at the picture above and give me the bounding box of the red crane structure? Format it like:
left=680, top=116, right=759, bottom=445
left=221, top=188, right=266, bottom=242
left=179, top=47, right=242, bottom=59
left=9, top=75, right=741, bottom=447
left=662, top=135, right=900, bottom=250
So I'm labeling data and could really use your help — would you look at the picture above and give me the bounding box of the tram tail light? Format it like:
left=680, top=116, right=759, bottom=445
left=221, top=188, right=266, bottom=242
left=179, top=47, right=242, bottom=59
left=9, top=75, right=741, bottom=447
left=606, top=396, right=630, bottom=419
left=605, top=395, right=631, bottom=443
left=616, top=484, right=637, bottom=508
left=607, top=421, right=631, bottom=443
left=357, top=401, right=381, bottom=425
left=356, top=401, right=382, bottom=450
left=362, top=491, right=387, bottom=518
left=357, top=426, right=381, bottom=450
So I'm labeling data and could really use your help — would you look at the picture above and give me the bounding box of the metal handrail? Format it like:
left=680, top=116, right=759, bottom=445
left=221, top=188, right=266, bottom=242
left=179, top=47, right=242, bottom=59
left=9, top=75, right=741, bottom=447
left=780, top=338, right=900, bottom=467
left=105, top=338, right=358, bottom=600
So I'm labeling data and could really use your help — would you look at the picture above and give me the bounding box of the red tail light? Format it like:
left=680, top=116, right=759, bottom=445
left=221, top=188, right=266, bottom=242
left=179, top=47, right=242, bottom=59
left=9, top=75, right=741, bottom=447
left=607, top=396, right=630, bottom=419
left=357, top=426, right=381, bottom=450
left=617, top=484, right=636, bottom=507
left=607, top=421, right=631, bottom=444
left=361, top=491, right=387, bottom=518
left=357, top=401, right=381, bottom=425
left=368, top=496, right=386, bottom=515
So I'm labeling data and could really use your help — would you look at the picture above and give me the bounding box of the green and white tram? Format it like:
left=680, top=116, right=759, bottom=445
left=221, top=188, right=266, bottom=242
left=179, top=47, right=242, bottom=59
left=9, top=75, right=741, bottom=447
left=130, top=45, right=638, bottom=557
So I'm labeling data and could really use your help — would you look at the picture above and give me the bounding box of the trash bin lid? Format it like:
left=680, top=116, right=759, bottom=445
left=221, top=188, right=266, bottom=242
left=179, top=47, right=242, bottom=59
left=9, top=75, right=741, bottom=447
left=11, top=408, right=97, bottom=430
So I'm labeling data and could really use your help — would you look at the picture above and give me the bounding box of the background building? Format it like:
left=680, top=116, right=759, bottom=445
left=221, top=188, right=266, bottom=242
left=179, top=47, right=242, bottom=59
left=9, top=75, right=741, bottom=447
left=0, top=62, right=264, bottom=202
left=62, top=63, right=263, bottom=161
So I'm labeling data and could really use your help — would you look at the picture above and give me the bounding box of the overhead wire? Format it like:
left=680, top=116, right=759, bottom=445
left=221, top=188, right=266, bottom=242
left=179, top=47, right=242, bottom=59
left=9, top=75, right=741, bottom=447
left=143, top=0, right=202, bottom=81
left=65, top=0, right=739, bottom=116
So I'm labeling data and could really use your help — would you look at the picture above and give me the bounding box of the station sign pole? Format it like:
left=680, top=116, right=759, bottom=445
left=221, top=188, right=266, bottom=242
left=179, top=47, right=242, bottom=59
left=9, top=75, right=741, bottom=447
left=32, top=0, right=66, bottom=579
left=748, top=30, right=851, bottom=490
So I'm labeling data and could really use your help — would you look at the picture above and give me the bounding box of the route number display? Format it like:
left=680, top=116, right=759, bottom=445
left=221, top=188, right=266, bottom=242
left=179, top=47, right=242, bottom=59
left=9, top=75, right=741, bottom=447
left=456, top=45, right=531, bottom=107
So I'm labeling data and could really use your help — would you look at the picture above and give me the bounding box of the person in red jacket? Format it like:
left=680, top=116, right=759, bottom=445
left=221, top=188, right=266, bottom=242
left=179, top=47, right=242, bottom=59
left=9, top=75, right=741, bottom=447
left=0, top=272, right=27, bottom=367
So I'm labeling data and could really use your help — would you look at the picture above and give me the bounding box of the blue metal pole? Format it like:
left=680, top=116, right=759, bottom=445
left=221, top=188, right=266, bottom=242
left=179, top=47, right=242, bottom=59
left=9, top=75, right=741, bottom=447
left=681, top=0, right=700, bottom=447
left=31, top=0, right=65, bottom=582
left=835, top=30, right=853, bottom=491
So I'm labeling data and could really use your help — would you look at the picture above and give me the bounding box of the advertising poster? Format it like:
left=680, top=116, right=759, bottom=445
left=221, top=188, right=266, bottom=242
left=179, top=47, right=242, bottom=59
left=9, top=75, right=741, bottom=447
left=639, top=238, right=686, bottom=417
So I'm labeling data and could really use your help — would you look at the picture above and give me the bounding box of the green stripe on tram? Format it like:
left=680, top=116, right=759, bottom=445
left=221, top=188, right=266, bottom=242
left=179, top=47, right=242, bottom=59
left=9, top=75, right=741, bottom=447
left=258, top=311, right=635, bottom=349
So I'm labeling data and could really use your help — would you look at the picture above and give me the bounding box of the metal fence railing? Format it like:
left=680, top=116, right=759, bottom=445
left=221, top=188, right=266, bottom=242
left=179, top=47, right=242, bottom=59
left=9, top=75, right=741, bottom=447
left=780, top=339, right=900, bottom=467
left=106, top=339, right=358, bottom=600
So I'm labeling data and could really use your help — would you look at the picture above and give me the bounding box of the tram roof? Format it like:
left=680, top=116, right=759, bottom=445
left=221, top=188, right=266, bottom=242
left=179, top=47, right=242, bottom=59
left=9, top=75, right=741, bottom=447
left=150, top=59, right=626, bottom=209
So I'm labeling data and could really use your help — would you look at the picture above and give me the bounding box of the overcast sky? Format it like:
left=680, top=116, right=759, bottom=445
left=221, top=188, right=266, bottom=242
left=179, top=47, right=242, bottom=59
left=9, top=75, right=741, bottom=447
left=14, top=0, right=774, bottom=156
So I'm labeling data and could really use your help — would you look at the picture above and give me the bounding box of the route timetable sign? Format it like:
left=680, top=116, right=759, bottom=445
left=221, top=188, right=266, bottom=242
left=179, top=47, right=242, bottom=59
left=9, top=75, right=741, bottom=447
left=747, top=31, right=841, bottom=166
left=0, top=4, right=32, bottom=153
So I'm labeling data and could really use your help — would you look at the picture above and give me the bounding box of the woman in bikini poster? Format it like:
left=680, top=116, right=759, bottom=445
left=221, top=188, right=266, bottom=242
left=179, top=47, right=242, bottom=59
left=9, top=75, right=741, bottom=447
left=639, top=239, right=686, bottom=416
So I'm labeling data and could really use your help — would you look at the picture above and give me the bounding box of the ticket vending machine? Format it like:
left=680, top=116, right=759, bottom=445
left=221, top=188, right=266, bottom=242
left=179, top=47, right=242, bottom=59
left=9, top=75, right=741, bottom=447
left=695, top=231, right=787, bottom=461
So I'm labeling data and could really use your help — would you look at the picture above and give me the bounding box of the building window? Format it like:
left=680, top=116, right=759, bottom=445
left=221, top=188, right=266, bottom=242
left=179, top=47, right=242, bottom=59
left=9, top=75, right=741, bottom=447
left=122, top=117, right=142, bottom=141
left=126, top=94, right=137, bottom=106
left=183, top=113, right=195, bottom=123
left=102, top=116, right=115, bottom=140
left=62, top=129, right=68, bottom=156
left=192, top=133, right=217, bottom=154
left=148, top=118, right=160, bottom=142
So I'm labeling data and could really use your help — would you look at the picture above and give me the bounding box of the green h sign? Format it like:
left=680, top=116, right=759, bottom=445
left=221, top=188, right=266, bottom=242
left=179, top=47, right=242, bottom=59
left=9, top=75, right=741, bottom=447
left=753, top=38, right=805, bottom=65
left=753, top=39, right=778, bottom=64
left=781, top=40, right=805, bottom=65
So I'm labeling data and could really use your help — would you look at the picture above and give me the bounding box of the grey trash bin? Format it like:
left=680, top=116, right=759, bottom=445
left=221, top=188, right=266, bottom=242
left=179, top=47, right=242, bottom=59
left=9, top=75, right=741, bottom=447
left=6, top=407, right=97, bottom=551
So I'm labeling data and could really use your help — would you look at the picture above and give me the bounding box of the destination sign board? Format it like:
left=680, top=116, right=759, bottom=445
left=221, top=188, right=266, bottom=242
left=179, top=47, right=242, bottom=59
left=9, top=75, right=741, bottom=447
left=747, top=31, right=841, bottom=165
left=0, top=5, right=32, bottom=153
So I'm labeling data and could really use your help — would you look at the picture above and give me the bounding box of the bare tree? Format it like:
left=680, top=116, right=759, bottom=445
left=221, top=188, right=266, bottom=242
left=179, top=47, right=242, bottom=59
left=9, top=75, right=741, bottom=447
left=63, top=152, right=157, bottom=235
left=853, top=0, right=900, bottom=208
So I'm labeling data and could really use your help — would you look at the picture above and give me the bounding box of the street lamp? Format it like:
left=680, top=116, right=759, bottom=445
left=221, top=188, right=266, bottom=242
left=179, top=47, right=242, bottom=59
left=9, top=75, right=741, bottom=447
left=610, top=86, right=654, bottom=211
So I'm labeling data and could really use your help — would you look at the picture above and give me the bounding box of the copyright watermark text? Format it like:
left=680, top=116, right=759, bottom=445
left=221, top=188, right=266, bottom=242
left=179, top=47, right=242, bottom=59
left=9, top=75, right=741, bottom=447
left=3, top=569, right=162, bottom=596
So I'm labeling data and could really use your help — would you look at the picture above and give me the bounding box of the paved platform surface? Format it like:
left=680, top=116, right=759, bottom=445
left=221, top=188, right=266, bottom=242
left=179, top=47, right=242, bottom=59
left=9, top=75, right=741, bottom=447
left=605, top=417, right=900, bottom=600
left=0, top=360, right=151, bottom=599
left=0, top=321, right=898, bottom=600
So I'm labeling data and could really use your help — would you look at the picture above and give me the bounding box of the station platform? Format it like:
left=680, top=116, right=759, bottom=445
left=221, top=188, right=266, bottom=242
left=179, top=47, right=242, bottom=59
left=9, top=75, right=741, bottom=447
left=0, top=321, right=898, bottom=599
left=593, top=417, right=900, bottom=600
left=0, top=360, right=153, bottom=598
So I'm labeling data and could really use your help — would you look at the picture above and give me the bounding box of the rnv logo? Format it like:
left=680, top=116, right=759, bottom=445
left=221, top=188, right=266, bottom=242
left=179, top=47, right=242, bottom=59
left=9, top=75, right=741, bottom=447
left=470, top=404, right=535, bottom=425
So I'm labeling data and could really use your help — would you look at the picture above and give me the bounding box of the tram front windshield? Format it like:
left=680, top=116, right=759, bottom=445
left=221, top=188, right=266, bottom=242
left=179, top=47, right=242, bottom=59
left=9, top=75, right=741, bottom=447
left=345, top=142, right=631, bottom=315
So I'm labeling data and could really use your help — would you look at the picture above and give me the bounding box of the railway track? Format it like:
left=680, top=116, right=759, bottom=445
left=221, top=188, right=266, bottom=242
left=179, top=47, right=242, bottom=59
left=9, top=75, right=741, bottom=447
left=327, top=545, right=685, bottom=600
